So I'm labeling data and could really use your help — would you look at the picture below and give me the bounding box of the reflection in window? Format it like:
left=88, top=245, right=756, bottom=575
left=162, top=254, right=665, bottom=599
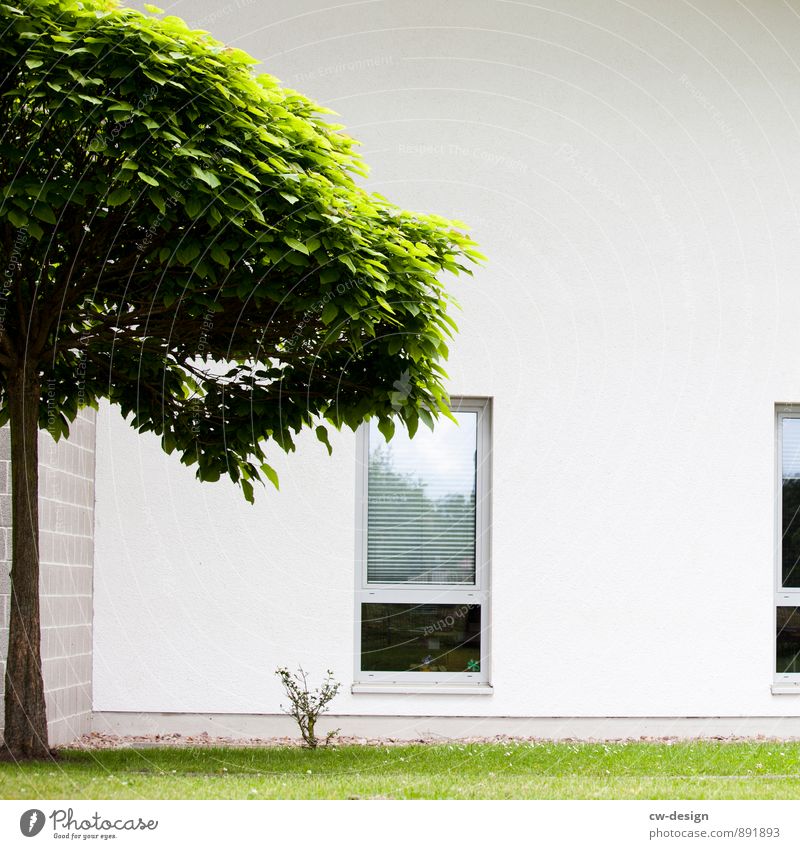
left=366, top=413, right=477, bottom=584
left=361, top=603, right=482, bottom=672
left=777, top=607, right=800, bottom=674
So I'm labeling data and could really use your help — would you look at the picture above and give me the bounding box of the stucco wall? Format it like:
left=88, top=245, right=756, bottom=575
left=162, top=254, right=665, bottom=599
left=95, top=0, right=800, bottom=721
left=1, top=409, right=95, bottom=746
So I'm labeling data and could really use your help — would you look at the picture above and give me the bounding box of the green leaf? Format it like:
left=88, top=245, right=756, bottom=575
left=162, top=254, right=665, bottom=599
left=387, top=337, right=403, bottom=355
left=261, top=463, right=279, bottom=490
left=137, top=172, right=160, bottom=187
left=377, top=417, right=395, bottom=442
left=320, top=302, right=338, bottom=324
left=24, top=57, right=43, bottom=69
left=142, top=69, right=168, bottom=85
left=210, top=245, right=230, bottom=267
left=315, top=425, right=333, bottom=456
left=283, top=236, right=309, bottom=255
left=320, top=267, right=339, bottom=284
left=7, top=209, right=27, bottom=228
left=31, top=204, right=56, bottom=224
left=376, top=295, right=395, bottom=314
left=176, top=243, right=201, bottom=265
left=419, top=407, right=435, bottom=431
left=107, top=188, right=131, bottom=206
left=191, top=164, right=221, bottom=189
left=184, top=197, right=203, bottom=218
left=149, top=190, right=166, bottom=214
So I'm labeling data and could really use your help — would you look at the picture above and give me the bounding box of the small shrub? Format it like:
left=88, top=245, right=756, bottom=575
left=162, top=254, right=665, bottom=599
left=275, top=666, right=341, bottom=749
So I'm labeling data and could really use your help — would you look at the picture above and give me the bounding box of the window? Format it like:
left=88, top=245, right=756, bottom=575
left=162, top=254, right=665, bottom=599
left=354, top=397, right=491, bottom=687
left=776, top=408, right=800, bottom=683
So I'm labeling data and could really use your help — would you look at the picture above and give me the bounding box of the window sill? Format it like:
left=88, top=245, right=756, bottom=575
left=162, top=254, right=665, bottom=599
left=351, top=683, right=493, bottom=695
left=771, top=684, right=800, bottom=694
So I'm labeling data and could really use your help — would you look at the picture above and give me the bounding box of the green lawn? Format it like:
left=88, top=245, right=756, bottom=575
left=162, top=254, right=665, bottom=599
left=2, top=741, right=800, bottom=799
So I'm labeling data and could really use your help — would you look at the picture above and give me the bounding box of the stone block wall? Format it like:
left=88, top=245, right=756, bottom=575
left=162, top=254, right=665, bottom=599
left=0, top=408, right=95, bottom=746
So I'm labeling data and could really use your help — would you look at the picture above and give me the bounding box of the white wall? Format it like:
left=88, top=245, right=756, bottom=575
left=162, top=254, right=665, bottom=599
left=95, top=0, right=800, bottom=720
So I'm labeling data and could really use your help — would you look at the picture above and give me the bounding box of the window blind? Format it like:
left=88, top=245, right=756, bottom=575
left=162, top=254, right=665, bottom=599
left=366, top=412, right=477, bottom=584
left=785, top=418, right=800, bottom=479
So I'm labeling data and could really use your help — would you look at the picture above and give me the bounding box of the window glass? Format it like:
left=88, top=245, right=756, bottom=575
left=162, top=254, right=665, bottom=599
left=361, top=602, right=482, bottom=672
left=366, top=412, right=477, bottom=584
left=777, top=606, right=800, bottom=674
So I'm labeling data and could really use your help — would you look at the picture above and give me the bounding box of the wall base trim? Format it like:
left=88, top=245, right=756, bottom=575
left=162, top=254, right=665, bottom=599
left=91, top=712, right=800, bottom=741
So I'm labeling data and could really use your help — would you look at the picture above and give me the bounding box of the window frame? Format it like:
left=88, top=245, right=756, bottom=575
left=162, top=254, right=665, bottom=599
left=775, top=406, right=800, bottom=685
left=353, top=396, right=492, bottom=686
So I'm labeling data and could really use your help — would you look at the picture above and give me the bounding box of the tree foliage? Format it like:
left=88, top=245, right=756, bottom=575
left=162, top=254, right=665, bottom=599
left=0, top=0, right=481, bottom=497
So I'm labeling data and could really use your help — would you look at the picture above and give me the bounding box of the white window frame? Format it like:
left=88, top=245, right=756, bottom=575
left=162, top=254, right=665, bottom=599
left=353, top=396, right=492, bottom=687
left=775, top=405, right=800, bottom=687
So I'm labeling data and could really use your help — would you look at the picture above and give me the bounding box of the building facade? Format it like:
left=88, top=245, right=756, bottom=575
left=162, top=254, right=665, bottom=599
left=8, top=0, right=800, bottom=741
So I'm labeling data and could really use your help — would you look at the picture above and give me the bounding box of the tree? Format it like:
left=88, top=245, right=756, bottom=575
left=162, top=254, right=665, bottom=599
left=0, top=0, right=481, bottom=759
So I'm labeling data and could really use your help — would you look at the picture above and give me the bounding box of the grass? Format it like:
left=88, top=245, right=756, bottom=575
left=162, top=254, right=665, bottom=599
left=2, top=741, right=800, bottom=799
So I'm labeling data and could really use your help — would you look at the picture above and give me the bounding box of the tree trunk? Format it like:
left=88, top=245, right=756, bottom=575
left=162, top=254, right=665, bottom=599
left=1, top=367, right=50, bottom=760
